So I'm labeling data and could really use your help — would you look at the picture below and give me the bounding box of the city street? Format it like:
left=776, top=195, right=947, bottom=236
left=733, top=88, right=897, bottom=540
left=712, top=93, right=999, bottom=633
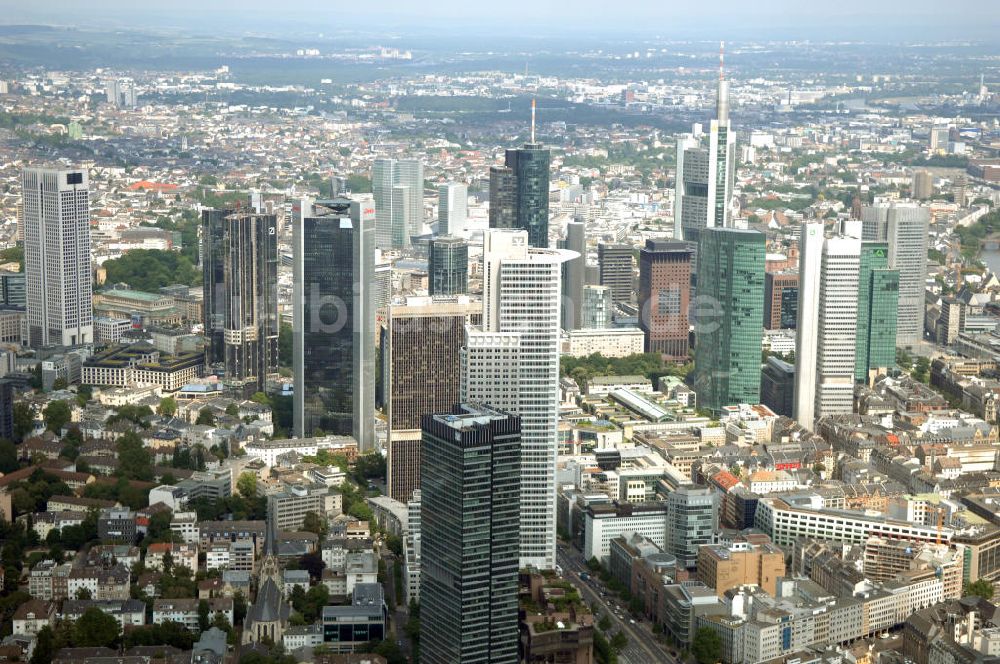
left=556, top=543, right=677, bottom=664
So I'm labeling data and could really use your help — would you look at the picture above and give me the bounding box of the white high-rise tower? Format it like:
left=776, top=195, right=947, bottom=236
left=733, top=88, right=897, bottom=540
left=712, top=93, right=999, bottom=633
left=794, top=221, right=861, bottom=428
left=372, top=158, right=424, bottom=249
left=674, top=41, right=736, bottom=249
left=22, top=167, right=93, bottom=348
left=461, top=229, right=576, bottom=570
left=437, top=182, right=467, bottom=236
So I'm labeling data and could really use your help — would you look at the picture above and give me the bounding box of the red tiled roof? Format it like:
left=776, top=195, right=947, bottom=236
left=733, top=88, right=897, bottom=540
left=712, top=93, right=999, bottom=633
left=127, top=181, right=178, bottom=192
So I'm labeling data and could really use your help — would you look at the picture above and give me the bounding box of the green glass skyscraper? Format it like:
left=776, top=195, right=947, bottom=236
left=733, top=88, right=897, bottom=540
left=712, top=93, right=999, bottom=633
left=855, top=242, right=899, bottom=382
left=693, top=228, right=765, bottom=412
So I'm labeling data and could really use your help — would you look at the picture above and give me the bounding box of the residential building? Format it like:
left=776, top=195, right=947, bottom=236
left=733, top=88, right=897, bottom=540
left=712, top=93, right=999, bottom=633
left=267, top=483, right=327, bottom=532
left=564, top=328, right=645, bottom=358
left=153, top=598, right=233, bottom=633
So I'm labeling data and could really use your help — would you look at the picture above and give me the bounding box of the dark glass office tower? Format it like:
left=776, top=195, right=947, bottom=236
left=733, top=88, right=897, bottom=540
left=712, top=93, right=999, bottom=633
left=693, top=228, right=765, bottom=412
left=223, top=212, right=279, bottom=396
left=489, top=145, right=551, bottom=248
left=598, top=243, right=634, bottom=305
left=420, top=404, right=521, bottom=664
left=488, top=165, right=517, bottom=231
left=293, top=197, right=375, bottom=449
left=201, top=208, right=233, bottom=367
left=508, top=144, right=550, bottom=248
left=560, top=220, right=585, bottom=331
left=428, top=236, right=468, bottom=296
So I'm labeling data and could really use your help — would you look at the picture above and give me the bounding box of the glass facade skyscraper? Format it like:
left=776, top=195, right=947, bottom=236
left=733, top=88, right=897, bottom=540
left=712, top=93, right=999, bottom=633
left=420, top=404, right=521, bottom=664
left=693, top=227, right=765, bottom=412
left=221, top=211, right=279, bottom=395
left=855, top=242, right=899, bottom=382
left=293, top=197, right=375, bottom=449
left=373, top=158, right=423, bottom=249
left=666, top=485, right=719, bottom=570
left=489, top=144, right=551, bottom=248
left=202, top=207, right=233, bottom=367
left=428, top=235, right=468, bottom=296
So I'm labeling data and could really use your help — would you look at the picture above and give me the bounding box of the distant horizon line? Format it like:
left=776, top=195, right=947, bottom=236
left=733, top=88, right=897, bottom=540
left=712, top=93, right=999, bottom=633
left=0, top=17, right=996, bottom=44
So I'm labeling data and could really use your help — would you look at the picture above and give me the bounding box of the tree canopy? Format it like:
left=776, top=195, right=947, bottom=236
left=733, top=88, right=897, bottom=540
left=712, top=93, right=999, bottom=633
left=691, top=627, right=723, bottom=664
left=102, top=248, right=199, bottom=291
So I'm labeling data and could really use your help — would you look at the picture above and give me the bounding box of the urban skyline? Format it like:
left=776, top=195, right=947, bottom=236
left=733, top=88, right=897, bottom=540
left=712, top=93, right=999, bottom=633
left=0, top=8, right=998, bottom=664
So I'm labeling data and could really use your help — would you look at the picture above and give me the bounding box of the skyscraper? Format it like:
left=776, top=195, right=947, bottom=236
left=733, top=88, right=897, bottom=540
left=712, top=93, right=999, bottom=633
left=202, top=207, right=233, bottom=366
left=693, top=228, right=765, bottom=412
left=488, top=165, right=516, bottom=230
left=560, top=220, right=586, bottom=331
left=794, top=222, right=861, bottom=428
left=597, top=243, right=634, bottom=305
left=292, top=197, right=375, bottom=449
left=912, top=169, right=933, bottom=200
left=390, top=185, right=410, bottom=249
left=372, top=158, right=424, bottom=249
left=638, top=240, right=693, bottom=360
left=674, top=43, right=736, bottom=255
left=582, top=285, right=612, bottom=329
left=384, top=299, right=480, bottom=502
left=855, top=243, right=898, bottom=383
left=22, top=167, right=93, bottom=348
left=420, top=404, right=521, bottom=664
left=886, top=204, right=930, bottom=346
left=489, top=120, right=551, bottom=249
left=222, top=211, right=279, bottom=395
left=437, top=182, right=467, bottom=236
left=385, top=299, right=479, bottom=432
left=462, top=229, right=574, bottom=570
left=428, top=236, right=468, bottom=297
left=763, top=271, right=798, bottom=330
left=665, top=485, right=719, bottom=570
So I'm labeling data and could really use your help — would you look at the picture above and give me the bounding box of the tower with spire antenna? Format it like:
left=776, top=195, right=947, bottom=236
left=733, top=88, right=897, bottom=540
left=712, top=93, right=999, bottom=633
left=674, top=41, right=738, bottom=277
left=488, top=99, right=551, bottom=248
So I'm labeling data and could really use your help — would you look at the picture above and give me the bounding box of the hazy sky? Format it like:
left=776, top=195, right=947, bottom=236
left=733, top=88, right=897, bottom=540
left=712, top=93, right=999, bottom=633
left=1, top=0, right=998, bottom=39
